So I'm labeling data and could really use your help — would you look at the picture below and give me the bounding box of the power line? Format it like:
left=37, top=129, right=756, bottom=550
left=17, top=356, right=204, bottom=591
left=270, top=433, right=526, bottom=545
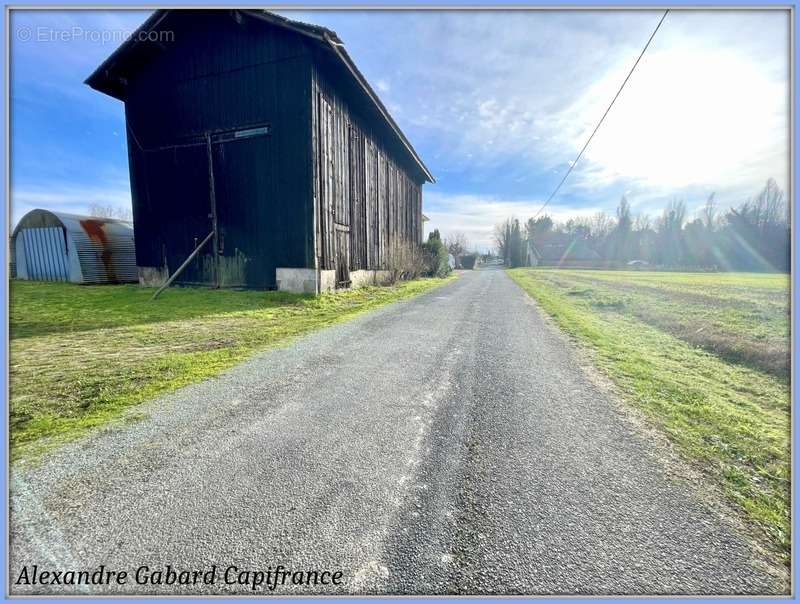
left=532, top=9, right=669, bottom=220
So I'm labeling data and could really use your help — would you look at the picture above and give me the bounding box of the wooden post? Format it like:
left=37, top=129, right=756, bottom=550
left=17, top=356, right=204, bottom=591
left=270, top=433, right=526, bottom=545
left=206, top=134, right=220, bottom=288
left=150, top=231, right=214, bottom=301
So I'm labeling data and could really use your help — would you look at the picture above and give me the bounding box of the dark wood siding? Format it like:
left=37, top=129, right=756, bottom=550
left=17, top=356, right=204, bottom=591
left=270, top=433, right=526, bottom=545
left=117, top=10, right=427, bottom=291
left=124, top=11, right=314, bottom=289
left=311, top=61, right=424, bottom=274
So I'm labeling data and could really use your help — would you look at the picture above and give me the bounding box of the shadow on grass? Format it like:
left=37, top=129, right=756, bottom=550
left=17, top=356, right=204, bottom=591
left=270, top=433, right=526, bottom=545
left=10, top=280, right=311, bottom=339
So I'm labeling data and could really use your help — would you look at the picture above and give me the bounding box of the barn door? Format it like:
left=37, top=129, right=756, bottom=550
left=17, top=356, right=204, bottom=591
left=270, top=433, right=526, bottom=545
left=210, top=126, right=273, bottom=288
left=348, top=126, right=367, bottom=271
left=319, top=94, right=353, bottom=289
left=18, top=227, right=69, bottom=281
left=143, top=125, right=274, bottom=289
left=335, top=226, right=351, bottom=287
left=145, top=144, right=214, bottom=285
left=319, top=96, right=334, bottom=271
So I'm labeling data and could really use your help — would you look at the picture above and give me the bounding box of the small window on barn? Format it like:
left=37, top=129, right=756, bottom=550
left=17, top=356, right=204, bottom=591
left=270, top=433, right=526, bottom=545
left=212, top=125, right=271, bottom=143
left=234, top=126, right=270, bottom=139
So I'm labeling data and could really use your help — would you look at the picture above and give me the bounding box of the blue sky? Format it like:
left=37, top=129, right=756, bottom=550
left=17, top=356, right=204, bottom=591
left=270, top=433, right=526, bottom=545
left=10, top=9, right=790, bottom=249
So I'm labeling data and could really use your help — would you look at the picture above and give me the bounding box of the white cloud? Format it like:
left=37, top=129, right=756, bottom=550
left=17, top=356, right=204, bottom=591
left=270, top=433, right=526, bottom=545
left=290, top=9, right=789, bottom=209
left=11, top=9, right=789, bottom=245
left=423, top=191, right=602, bottom=251
left=11, top=183, right=132, bottom=227
left=552, top=11, right=789, bottom=199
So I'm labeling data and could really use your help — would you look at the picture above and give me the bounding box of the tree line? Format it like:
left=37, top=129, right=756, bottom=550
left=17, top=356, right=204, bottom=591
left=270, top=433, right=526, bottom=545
left=494, top=178, right=790, bottom=272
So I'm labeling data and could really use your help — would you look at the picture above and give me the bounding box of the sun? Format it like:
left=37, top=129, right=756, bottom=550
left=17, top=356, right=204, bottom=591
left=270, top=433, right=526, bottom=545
left=574, top=45, right=788, bottom=191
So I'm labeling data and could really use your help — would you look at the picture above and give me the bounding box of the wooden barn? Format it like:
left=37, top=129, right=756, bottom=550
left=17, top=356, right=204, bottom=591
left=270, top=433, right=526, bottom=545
left=86, top=9, right=433, bottom=293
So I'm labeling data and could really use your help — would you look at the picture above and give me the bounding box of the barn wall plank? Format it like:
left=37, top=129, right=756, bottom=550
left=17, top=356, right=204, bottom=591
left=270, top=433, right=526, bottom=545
left=311, top=62, right=424, bottom=274
left=125, top=11, right=314, bottom=289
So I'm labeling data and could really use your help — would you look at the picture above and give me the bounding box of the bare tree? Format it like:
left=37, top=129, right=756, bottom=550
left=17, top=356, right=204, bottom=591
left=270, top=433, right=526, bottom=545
left=724, top=178, right=789, bottom=271
left=384, top=239, right=425, bottom=284
left=701, top=193, right=718, bottom=231
left=444, top=232, right=469, bottom=266
left=589, top=212, right=615, bottom=240
left=752, top=178, right=787, bottom=227
left=633, top=213, right=652, bottom=232
left=88, top=203, right=133, bottom=221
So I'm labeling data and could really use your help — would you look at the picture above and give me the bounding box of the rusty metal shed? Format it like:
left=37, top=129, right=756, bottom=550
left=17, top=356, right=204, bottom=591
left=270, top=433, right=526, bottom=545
left=11, top=209, right=137, bottom=284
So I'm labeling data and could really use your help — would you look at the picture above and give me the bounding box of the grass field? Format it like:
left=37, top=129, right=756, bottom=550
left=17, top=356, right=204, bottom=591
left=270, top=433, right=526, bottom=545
left=10, top=276, right=451, bottom=460
left=507, top=268, right=790, bottom=562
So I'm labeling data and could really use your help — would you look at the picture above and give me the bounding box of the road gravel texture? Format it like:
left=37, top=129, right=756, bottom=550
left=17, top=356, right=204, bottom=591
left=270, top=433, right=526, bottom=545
left=9, top=268, right=788, bottom=595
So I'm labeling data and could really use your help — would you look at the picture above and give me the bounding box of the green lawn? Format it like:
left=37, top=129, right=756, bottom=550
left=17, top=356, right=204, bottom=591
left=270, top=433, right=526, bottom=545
left=507, top=268, right=790, bottom=562
left=10, top=277, right=452, bottom=460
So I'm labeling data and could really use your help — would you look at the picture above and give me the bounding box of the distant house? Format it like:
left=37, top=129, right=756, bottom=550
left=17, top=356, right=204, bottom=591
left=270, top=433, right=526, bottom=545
left=527, top=234, right=601, bottom=267
left=87, top=9, right=433, bottom=293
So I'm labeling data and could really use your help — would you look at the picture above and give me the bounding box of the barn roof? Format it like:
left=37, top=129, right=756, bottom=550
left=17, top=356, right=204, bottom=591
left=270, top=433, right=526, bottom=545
left=85, top=9, right=434, bottom=183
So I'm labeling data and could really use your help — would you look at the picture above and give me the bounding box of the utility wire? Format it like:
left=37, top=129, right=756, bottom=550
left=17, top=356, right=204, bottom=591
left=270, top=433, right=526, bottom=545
left=532, top=9, right=669, bottom=220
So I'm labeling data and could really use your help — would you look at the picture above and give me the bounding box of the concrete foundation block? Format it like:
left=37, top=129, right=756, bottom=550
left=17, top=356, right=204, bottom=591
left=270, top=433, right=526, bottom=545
left=276, top=268, right=318, bottom=294
left=275, top=268, right=395, bottom=294
left=319, top=270, right=337, bottom=293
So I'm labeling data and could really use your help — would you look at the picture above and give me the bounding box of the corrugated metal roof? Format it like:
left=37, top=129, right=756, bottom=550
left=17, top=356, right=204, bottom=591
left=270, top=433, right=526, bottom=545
left=12, top=209, right=137, bottom=284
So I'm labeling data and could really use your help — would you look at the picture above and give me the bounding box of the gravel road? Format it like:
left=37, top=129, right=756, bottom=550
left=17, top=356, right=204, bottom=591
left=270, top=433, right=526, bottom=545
left=10, top=268, right=787, bottom=595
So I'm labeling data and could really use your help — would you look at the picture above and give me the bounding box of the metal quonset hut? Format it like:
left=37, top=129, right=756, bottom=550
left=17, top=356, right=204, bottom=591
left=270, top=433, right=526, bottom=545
left=86, top=9, right=434, bottom=293
left=11, top=210, right=137, bottom=284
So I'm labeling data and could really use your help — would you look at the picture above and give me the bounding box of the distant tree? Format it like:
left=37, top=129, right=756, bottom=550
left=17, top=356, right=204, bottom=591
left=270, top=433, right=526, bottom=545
left=562, top=217, right=591, bottom=240
left=525, top=215, right=553, bottom=241
left=493, top=178, right=789, bottom=272
left=633, top=213, right=652, bottom=232
left=493, top=219, right=512, bottom=263
left=444, top=232, right=469, bottom=267
left=509, top=219, right=526, bottom=267
left=587, top=212, right=615, bottom=258
left=493, top=218, right=526, bottom=267
left=589, top=212, right=615, bottom=240
left=701, top=193, right=718, bottom=231
left=655, top=200, right=686, bottom=265
left=421, top=230, right=450, bottom=277
left=722, top=178, right=789, bottom=271
left=637, top=227, right=658, bottom=263
left=609, top=196, right=633, bottom=261
left=683, top=218, right=708, bottom=267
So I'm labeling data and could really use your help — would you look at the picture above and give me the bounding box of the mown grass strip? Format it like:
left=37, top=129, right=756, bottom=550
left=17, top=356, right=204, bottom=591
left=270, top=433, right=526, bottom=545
left=10, top=277, right=454, bottom=460
left=507, top=268, right=790, bottom=562
left=531, top=271, right=789, bottom=378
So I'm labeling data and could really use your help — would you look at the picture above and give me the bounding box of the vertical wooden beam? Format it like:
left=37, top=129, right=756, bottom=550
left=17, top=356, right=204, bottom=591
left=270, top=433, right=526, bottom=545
left=205, top=133, right=220, bottom=288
